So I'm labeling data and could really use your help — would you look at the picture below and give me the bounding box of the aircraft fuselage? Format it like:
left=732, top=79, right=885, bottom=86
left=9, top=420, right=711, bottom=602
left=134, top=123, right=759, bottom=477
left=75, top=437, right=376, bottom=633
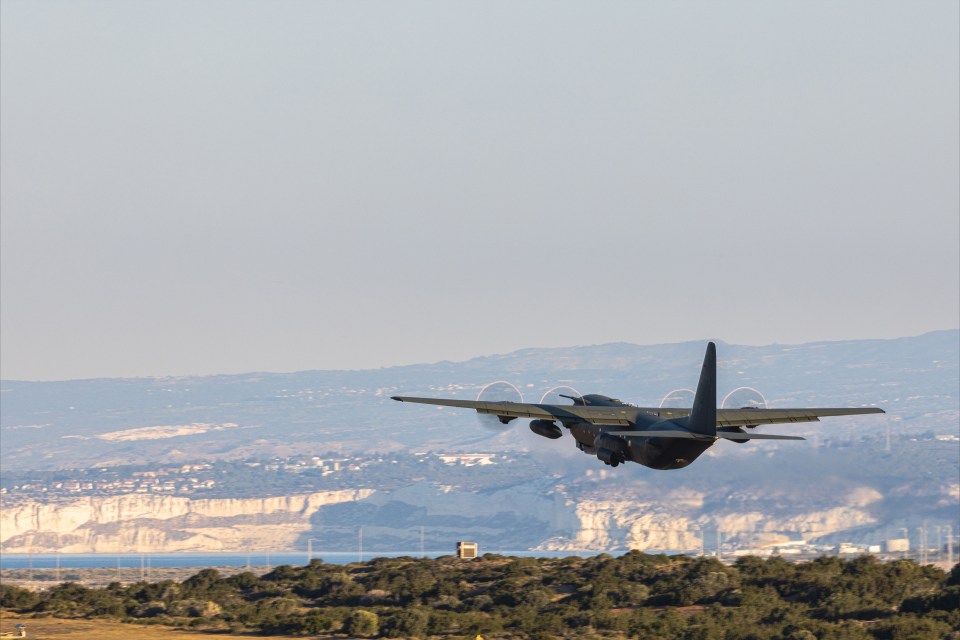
left=566, top=396, right=714, bottom=470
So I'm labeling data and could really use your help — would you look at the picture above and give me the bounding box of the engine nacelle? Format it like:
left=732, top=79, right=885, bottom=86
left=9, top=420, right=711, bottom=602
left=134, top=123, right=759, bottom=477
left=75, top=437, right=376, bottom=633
left=596, top=448, right=621, bottom=467
left=594, top=433, right=627, bottom=466
left=529, top=419, right=563, bottom=439
left=594, top=433, right=626, bottom=454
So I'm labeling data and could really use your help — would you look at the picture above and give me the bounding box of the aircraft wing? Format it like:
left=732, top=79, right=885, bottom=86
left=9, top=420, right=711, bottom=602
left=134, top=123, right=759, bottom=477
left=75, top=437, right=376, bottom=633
left=392, top=396, right=883, bottom=428
left=390, top=396, right=639, bottom=426
left=626, top=407, right=884, bottom=427
left=712, top=407, right=884, bottom=427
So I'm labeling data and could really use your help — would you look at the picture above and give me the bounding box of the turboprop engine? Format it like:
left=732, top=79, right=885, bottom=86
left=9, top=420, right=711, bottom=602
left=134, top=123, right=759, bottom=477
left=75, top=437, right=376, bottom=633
left=529, top=419, right=563, bottom=439
left=594, top=433, right=627, bottom=467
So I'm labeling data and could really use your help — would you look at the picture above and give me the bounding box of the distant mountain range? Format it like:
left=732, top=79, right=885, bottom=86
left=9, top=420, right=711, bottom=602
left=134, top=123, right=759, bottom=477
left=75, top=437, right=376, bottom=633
left=1, top=330, right=957, bottom=471
left=1, top=331, right=957, bottom=555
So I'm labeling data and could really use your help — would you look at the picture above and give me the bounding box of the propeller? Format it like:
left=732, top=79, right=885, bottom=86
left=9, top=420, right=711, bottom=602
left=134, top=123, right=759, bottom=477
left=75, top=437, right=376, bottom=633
left=475, top=381, right=524, bottom=429
left=720, top=386, right=768, bottom=410
left=659, top=388, right=695, bottom=408
left=539, top=385, right=584, bottom=406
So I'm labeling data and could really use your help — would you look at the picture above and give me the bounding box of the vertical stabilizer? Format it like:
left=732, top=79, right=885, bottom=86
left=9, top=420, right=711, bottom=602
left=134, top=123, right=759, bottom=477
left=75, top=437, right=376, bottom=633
left=687, top=342, right=717, bottom=436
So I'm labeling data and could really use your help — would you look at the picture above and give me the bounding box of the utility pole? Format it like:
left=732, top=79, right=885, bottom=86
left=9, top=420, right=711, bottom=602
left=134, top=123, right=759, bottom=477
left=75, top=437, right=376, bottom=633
left=946, top=525, right=954, bottom=566
left=358, top=527, right=363, bottom=563
left=307, top=537, right=322, bottom=564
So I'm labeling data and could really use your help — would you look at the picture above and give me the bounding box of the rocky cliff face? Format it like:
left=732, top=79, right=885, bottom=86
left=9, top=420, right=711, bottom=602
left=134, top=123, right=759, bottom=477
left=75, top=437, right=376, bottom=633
left=535, top=484, right=884, bottom=552
left=0, top=490, right=373, bottom=553
left=2, top=478, right=951, bottom=554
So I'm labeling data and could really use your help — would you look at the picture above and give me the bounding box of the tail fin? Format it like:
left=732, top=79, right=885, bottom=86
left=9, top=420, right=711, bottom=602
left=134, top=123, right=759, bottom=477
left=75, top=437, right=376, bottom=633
left=686, top=342, right=717, bottom=437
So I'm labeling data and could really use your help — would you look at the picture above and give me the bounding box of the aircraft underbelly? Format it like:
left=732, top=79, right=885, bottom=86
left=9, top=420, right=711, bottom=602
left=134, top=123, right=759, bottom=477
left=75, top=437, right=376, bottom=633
left=569, top=421, right=713, bottom=470
left=632, top=438, right=712, bottom=470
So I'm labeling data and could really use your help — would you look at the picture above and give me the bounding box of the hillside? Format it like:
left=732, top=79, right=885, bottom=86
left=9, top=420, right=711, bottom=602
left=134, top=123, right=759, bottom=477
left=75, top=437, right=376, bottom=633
left=2, top=553, right=958, bottom=639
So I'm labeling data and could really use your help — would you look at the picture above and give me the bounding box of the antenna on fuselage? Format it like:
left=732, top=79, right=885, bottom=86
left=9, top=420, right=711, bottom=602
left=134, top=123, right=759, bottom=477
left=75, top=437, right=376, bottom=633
left=558, top=393, right=586, bottom=405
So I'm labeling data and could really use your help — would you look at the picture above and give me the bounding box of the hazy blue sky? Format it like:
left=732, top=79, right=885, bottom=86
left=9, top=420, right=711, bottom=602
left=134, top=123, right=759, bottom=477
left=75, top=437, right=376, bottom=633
left=2, top=1, right=958, bottom=381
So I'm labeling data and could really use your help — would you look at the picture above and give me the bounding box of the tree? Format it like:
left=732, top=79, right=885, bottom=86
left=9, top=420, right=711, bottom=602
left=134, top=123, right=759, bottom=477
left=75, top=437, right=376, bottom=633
left=381, top=608, right=429, bottom=638
left=300, top=610, right=334, bottom=634
left=0, top=585, right=39, bottom=610
left=225, top=571, right=264, bottom=591
left=181, top=569, right=224, bottom=599
left=346, top=609, right=379, bottom=636
left=870, top=614, right=956, bottom=640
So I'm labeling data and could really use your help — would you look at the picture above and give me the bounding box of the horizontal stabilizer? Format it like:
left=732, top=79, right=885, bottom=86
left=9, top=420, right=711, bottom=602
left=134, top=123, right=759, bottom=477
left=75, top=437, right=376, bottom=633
left=715, top=432, right=805, bottom=440
left=607, top=430, right=805, bottom=441
left=607, top=430, right=712, bottom=439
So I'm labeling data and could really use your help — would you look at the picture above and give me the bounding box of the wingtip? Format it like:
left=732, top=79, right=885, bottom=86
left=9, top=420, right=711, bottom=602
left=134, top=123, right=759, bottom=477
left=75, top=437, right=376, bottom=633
left=391, top=396, right=403, bottom=401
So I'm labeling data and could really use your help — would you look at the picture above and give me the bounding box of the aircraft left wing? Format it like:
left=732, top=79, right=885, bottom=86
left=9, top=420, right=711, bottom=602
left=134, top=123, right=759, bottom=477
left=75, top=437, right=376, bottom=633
left=713, top=407, right=883, bottom=427
left=390, top=396, right=639, bottom=426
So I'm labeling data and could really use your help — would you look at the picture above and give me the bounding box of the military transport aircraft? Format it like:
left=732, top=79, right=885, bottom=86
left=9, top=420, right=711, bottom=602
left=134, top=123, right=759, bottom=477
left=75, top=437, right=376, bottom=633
left=392, top=343, right=884, bottom=471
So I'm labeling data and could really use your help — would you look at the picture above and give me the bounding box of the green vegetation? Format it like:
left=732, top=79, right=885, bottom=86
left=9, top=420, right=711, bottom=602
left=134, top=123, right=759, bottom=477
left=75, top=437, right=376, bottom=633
left=2, top=554, right=957, bottom=638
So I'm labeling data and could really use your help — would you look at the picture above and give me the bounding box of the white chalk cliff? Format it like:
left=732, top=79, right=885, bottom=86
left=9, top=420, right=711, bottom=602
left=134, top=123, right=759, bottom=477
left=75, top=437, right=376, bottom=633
left=0, top=481, right=904, bottom=554
left=1, top=490, right=373, bottom=553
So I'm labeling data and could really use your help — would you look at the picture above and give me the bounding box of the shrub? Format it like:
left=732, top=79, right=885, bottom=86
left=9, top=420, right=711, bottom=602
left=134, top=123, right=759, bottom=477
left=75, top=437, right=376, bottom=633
left=0, top=584, right=39, bottom=610
left=346, top=609, right=379, bottom=636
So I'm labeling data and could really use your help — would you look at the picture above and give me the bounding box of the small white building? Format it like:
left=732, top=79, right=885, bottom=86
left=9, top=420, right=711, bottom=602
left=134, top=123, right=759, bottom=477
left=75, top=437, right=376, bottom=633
left=884, top=538, right=910, bottom=553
